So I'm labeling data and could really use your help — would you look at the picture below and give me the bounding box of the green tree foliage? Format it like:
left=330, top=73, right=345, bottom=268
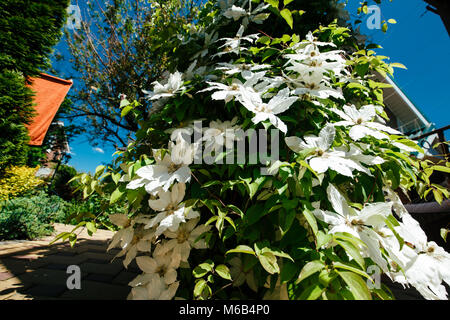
left=61, top=0, right=202, bottom=148
left=0, top=71, right=35, bottom=169
left=0, top=0, right=69, bottom=172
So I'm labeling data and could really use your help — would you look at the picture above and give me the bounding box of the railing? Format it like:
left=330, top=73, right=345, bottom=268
left=412, top=125, right=450, bottom=161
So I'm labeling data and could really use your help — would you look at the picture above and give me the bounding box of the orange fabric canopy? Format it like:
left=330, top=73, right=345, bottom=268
left=26, top=73, right=73, bottom=146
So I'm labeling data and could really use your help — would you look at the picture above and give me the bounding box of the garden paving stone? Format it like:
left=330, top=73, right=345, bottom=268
left=0, top=277, right=33, bottom=299
left=43, top=254, right=86, bottom=265
left=0, top=257, right=49, bottom=274
left=85, top=273, right=116, bottom=283
left=19, top=268, right=70, bottom=286
left=45, top=263, right=71, bottom=271
left=112, top=271, right=139, bottom=286
left=0, top=223, right=138, bottom=300
left=81, top=251, right=116, bottom=262
left=59, top=280, right=131, bottom=300
left=25, top=284, right=67, bottom=298
left=79, top=261, right=124, bottom=276
left=0, top=272, right=15, bottom=281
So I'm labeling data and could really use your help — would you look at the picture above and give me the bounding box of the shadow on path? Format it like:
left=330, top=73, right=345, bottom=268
left=0, top=225, right=139, bottom=300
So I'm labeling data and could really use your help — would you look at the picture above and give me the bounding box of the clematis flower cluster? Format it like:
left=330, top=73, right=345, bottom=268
left=104, top=0, right=449, bottom=300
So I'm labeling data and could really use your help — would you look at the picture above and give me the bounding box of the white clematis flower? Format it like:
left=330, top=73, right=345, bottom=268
left=215, top=25, right=259, bottom=56
left=203, top=117, right=241, bottom=153
left=294, top=31, right=337, bottom=50
left=157, top=219, right=212, bottom=267
left=332, top=104, right=401, bottom=141
left=286, top=70, right=344, bottom=100
left=191, top=31, right=219, bottom=60
left=200, top=71, right=266, bottom=103
left=143, top=71, right=185, bottom=100
left=285, top=125, right=373, bottom=177
left=223, top=5, right=246, bottom=20
left=223, top=3, right=270, bottom=27
left=216, top=62, right=271, bottom=76
left=129, top=277, right=179, bottom=300
left=239, top=87, right=297, bottom=134
left=146, top=183, right=200, bottom=236
left=381, top=189, right=450, bottom=300
left=285, top=45, right=347, bottom=76
left=313, top=184, right=393, bottom=271
left=126, top=139, right=197, bottom=195
left=128, top=250, right=180, bottom=300
left=108, top=214, right=155, bottom=268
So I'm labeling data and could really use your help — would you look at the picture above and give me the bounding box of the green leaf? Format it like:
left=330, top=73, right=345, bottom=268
left=227, top=204, right=244, bottom=218
left=201, top=261, right=215, bottom=271
left=49, top=232, right=71, bottom=245
left=336, top=270, right=372, bottom=300
left=362, top=5, right=368, bottom=14
left=441, top=228, right=448, bottom=242
left=264, top=0, right=279, bottom=8
left=298, top=283, right=325, bottom=300
left=385, top=215, right=405, bottom=249
left=433, top=189, right=443, bottom=205
left=280, top=260, right=298, bottom=283
left=279, top=208, right=296, bottom=236
left=120, top=98, right=130, bottom=108
left=280, top=9, right=293, bottom=29
left=246, top=203, right=266, bottom=225
left=432, top=165, right=450, bottom=174
left=193, top=266, right=209, bottom=278
left=296, top=260, right=325, bottom=284
left=334, top=238, right=365, bottom=269
left=202, top=180, right=222, bottom=188
left=257, top=36, right=271, bottom=45
left=111, top=172, right=121, bottom=185
left=316, top=230, right=332, bottom=248
left=86, top=222, right=97, bottom=235
left=121, top=105, right=133, bottom=117
left=301, top=208, right=318, bottom=236
left=69, top=233, right=77, bottom=247
left=226, top=245, right=256, bottom=256
left=390, top=62, right=407, bottom=69
left=387, top=18, right=397, bottom=24
left=382, top=23, right=388, bottom=33
left=261, top=246, right=294, bottom=262
left=94, top=165, right=105, bottom=177
left=215, top=265, right=232, bottom=280
left=194, top=279, right=208, bottom=297
left=333, top=262, right=371, bottom=280
left=258, top=251, right=280, bottom=274
left=318, top=269, right=337, bottom=287
left=110, top=187, right=125, bottom=204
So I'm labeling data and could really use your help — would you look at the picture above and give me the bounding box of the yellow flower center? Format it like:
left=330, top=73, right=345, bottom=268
left=177, top=230, right=188, bottom=243
left=155, top=265, right=166, bottom=277
left=168, top=163, right=182, bottom=174
left=230, top=84, right=239, bottom=91
left=255, top=104, right=268, bottom=113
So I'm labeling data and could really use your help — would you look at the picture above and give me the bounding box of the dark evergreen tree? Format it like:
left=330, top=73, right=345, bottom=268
left=0, top=0, right=69, bottom=171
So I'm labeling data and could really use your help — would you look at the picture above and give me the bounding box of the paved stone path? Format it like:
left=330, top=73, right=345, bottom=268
left=0, top=224, right=139, bottom=300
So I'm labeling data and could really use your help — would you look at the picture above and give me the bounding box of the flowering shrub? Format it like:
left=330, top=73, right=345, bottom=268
left=68, top=0, right=450, bottom=300
left=0, top=166, right=44, bottom=200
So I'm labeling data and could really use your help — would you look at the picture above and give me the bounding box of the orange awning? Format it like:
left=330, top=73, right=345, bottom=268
left=25, top=73, right=73, bottom=146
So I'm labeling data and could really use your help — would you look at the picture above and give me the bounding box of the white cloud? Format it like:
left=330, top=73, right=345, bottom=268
left=92, top=147, right=104, bottom=154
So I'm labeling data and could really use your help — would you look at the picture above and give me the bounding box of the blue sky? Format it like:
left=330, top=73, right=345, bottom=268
left=52, top=0, right=449, bottom=174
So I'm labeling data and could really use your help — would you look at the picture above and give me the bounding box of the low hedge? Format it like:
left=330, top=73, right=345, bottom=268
left=0, top=191, right=68, bottom=240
